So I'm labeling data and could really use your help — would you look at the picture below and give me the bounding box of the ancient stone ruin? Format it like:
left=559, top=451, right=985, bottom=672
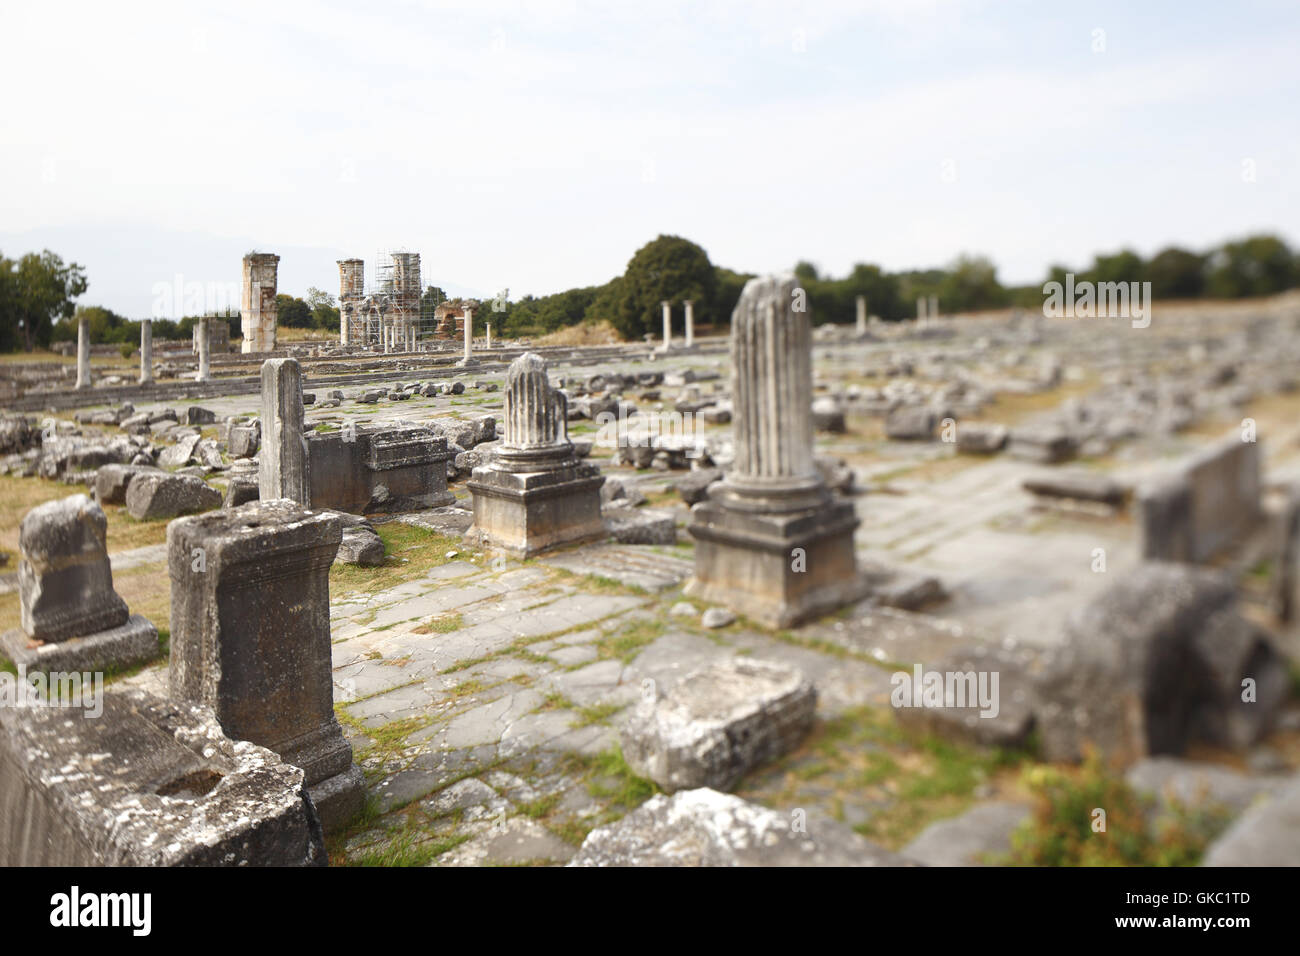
left=3, top=271, right=1300, bottom=871
left=309, top=423, right=455, bottom=514
left=0, top=689, right=326, bottom=866
left=259, top=357, right=309, bottom=504
left=240, top=252, right=280, bottom=354
left=686, top=274, right=867, bottom=626
left=0, top=494, right=157, bottom=675
left=620, top=657, right=816, bottom=792
left=1138, top=429, right=1261, bottom=563
left=167, top=499, right=364, bottom=830
left=466, top=352, right=605, bottom=556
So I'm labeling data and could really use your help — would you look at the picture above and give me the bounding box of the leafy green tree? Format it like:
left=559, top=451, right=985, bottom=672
left=1086, top=249, right=1145, bottom=287
left=1, top=250, right=88, bottom=350
left=613, top=235, right=717, bottom=339
left=896, top=269, right=945, bottom=317
left=304, top=287, right=339, bottom=331
left=1206, top=234, right=1295, bottom=298
left=0, top=256, right=16, bottom=352
left=711, top=267, right=754, bottom=325
left=793, top=261, right=820, bottom=284
left=583, top=277, right=624, bottom=328
left=420, top=285, right=448, bottom=313
left=1146, top=247, right=1206, bottom=299
left=275, top=293, right=313, bottom=329
left=938, top=254, right=1007, bottom=312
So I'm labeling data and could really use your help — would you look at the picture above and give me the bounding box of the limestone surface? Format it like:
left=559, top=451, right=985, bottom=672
left=17, top=494, right=128, bottom=641
left=620, top=657, right=815, bottom=792
left=126, top=472, right=222, bottom=520
left=0, top=690, right=324, bottom=866
left=570, top=789, right=914, bottom=866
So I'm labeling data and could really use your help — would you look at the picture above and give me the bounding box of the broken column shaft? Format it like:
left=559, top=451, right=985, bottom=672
left=685, top=274, right=865, bottom=627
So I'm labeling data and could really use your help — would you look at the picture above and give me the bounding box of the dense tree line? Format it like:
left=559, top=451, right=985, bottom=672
left=4, top=233, right=1299, bottom=352
left=491, top=231, right=1300, bottom=337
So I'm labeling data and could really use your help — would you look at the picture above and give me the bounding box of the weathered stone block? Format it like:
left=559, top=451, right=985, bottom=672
left=1201, top=772, right=1300, bottom=867
left=1034, top=563, right=1289, bottom=763
left=604, top=506, right=676, bottom=545
left=158, top=432, right=201, bottom=468
left=1007, top=425, right=1076, bottom=464
left=93, top=463, right=160, bottom=505
left=621, top=658, right=816, bottom=792
left=307, top=424, right=454, bottom=514
left=687, top=494, right=867, bottom=628
left=223, top=475, right=260, bottom=509
left=956, top=422, right=1008, bottom=454
left=228, top=422, right=261, bottom=458
left=892, top=646, right=1038, bottom=749
left=674, top=467, right=722, bottom=504
left=1138, top=432, right=1261, bottom=563
left=1022, top=471, right=1127, bottom=506
left=0, top=689, right=325, bottom=866
left=811, top=396, right=847, bottom=433
left=167, top=501, right=362, bottom=830
left=1, top=614, right=158, bottom=676
left=17, top=495, right=128, bottom=642
left=126, top=472, right=222, bottom=520
left=468, top=463, right=606, bottom=557
left=336, top=524, right=385, bottom=566
left=885, top=405, right=936, bottom=440
left=569, top=789, right=914, bottom=866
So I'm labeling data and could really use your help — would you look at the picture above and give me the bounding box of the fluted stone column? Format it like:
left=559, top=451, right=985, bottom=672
left=661, top=300, right=672, bottom=349
left=259, top=358, right=310, bottom=505
left=486, top=323, right=492, bottom=349
left=139, top=319, right=153, bottom=384
left=196, top=317, right=211, bottom=382
left=685, top=274, right=865, bottom=627
left=75, top=318, right=90, bottom=389
left=929, top=294, right=939, bottom=320
left=856, top=296, right=867, bottom=334
left=467, top=352, right=604, bottom=556
left=684, top=300, right=695, bottom=347
left=463, top=306, right=474, bottom=361
left=503, top=352, right=567, bottom=452
left=916, top=296, right=927, bottom=321
left=721, top=274, right=824, bottom=510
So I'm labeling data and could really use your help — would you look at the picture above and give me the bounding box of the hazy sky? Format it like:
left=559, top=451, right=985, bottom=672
left=2, top=0, right=1297, bottom=317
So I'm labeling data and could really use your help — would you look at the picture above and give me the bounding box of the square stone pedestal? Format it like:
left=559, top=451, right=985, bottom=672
left=167, top=500, right=363, bottom=831
left=686, top=496, right=868, bottom=628
left=1, top=614, right=159, bottom=676
left=467, top=462, right=606, bottom=557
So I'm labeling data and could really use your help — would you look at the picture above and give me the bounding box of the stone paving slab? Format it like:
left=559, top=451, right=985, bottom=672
left=434, top=816, right=578, bottom=866
left=540, top=543, right=694, bottom=591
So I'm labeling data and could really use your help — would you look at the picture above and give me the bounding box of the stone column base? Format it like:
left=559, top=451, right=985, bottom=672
left=0, top=614, right=159, bottom=676
left=307, top=764, right=366, bottom=833
left=466, top=463, right=606, bottom=557
left=685, top=498, right=868, bottom=628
